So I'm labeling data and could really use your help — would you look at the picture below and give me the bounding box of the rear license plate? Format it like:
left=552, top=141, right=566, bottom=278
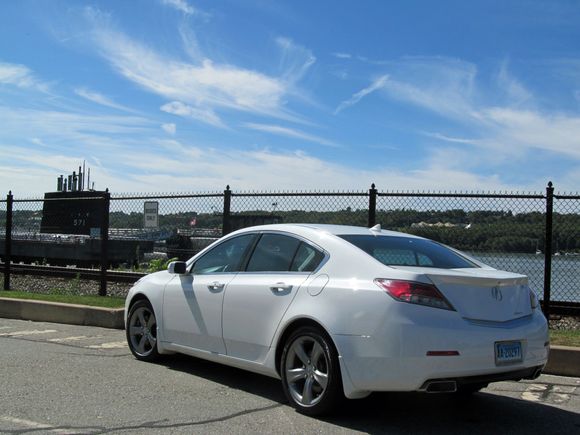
left=495, top=341, right=523, bottom=365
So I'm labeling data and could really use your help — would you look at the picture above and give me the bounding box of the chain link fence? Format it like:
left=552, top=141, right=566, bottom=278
left=0, top=194, right=111, bottom=296
left=110, top=192, right=224, bottom=262
left=230, top=191, right=370, bottom=229
left=552, top=194, right=580, bottom=307
left=376, top=192, right=549, bottom=299
left=1, top=184, right=578, bottom=314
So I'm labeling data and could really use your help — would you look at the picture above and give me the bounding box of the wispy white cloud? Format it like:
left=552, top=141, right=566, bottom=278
left=332, top=52, right=352, bottom=59
left=354, top=55, right=389, bottom=66
left=335, top=75, right=389, bottom=114
left=375, top=57, right=479, bottom=120
left=243, top=122, right=339, bottom=148
left=84, top=9, right=312, bottom=127
left=161, top=0, right=196, bottom=15
left=1, top=128, right=563, bottom=195
left=496, top=61, right=533, bottom=106
left=367, top=143, right=400, bottom=151
left=74, top=87, right=132, bottom=112
left=331, top=69, right=348, bottom=80
left=161, top=123, right=176, bottom=135
left=0, top=105, right=154, bottom=151
left=0, top=61, right=49, bottom=91
left=276, top=37, right=316, bottom=84
left=0, top=149, right=91, bottom=174
left=423, top=132, right=481, bottom=145
left=352, top=57, right=580, bottom=178
left=483, top=107, right=580, bottom=159
left=160, top=101, right=226, bottom=128
left=86, top=143, right=520, bottom=192
left=178, top=19, right=203, bottom=60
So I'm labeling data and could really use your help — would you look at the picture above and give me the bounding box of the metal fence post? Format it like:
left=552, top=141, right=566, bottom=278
left=222, top=185, right=231, bottom=236
left=99, top=189, right=110, bottom=296
left=368, top=183, right=377, bottom=227
left=3, top=191, right=13, bottom=290
left=543, top=181, right=554, bottom=318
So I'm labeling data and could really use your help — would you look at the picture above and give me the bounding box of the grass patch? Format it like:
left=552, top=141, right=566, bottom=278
left=550, top=329, right=580, bottom=347
left=0, top=291, right=125, bottom=308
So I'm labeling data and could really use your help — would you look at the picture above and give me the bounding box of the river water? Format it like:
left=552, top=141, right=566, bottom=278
left=470, top=252, right=580, bottom=303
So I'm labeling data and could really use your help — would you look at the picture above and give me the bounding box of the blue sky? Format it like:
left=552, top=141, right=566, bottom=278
left=1, top=0, right=580, bottom=194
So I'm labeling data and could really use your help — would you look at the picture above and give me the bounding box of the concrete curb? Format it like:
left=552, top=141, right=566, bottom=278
left=0, top=297, right=124, bottom=329
left=544, top=345, right=580, bottom=377
left=0, top=298, right=578, bottom=377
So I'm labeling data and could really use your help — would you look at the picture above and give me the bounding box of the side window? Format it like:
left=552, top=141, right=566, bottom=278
left=191, top=234, right=255, bottom=275
left=290, top=243, right=325, bottom=272
left=246, top=234, right=301, bottom=272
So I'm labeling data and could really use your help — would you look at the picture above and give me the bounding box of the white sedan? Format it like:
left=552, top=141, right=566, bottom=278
left=125, top=224, right=549, bottom=415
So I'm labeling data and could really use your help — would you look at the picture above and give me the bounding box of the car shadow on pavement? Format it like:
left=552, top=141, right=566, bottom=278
left=156, top=354, right=287, bottom=403
left=327, top=391, right=580, bottom=434
left=156, top=355, right=580, bottom=433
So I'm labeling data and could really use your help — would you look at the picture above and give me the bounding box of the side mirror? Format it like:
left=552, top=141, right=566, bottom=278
left=168, top=261, right=187, bottom=274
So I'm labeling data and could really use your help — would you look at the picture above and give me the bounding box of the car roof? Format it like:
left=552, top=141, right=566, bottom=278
left=233, top=223, right=422, bottom=239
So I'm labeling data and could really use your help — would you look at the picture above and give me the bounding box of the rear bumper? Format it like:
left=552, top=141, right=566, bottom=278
left=419, top=364, right=544, bottom=392
left=333, top=307, right=549, bottom=395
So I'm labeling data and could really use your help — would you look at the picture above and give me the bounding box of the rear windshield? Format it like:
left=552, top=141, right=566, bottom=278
left=339, top=235, right=478, bottom=269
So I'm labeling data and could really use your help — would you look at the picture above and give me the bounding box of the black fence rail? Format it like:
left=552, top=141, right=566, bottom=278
left=1, top=183, right=579, bottom=316
left=0, top=263, right=146, bottom=283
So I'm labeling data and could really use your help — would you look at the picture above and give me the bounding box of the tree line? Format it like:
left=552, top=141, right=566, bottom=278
left=109, top=208, right=579, bottom=254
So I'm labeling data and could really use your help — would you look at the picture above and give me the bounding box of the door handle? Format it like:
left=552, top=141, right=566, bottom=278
left=208, top=282, right=225, bottom=291
left=270, top=283, right=293, bottom=293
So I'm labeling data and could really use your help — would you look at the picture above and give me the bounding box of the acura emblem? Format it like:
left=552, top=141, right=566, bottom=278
left=491, top=287, right=503, bottom=301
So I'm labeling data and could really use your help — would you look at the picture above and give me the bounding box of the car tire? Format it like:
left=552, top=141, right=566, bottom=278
left=126, top=299, right=160, bottom=362
left=280, top=326, right=343, bottom=416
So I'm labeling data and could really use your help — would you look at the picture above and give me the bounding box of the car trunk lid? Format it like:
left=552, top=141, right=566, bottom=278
left=428, top=269, right=531, bottom=322
left=392, top=267, right=532, bottom=322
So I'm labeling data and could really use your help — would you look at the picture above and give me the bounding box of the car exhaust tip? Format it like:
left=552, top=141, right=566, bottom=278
left=523, top=366, right=543, bottom=380
left=421, top=380, right=457, bottom=393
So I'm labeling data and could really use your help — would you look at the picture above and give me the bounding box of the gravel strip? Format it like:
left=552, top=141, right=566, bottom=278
left=1, top=273, right=133, bottom=298
left=549, top=315, right=580, bottom=331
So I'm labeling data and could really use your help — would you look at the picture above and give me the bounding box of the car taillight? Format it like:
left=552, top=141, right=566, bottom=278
left=375, top=279, right=455, bottom=310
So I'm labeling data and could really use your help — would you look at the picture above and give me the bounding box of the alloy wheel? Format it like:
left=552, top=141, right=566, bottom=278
left=128, top=305, right=157, bottom=357
left=284, top=336, right=330, bottom=407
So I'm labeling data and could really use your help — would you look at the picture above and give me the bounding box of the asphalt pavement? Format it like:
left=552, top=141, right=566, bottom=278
left=1, top=318, right=579, bottom=434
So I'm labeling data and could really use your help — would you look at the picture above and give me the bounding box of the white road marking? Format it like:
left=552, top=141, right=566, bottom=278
left=48, top=335, right=89, bottom=343
left=0, top=328, right=125, bottom=349
left=87, top=341, right=127, bottom=349
left=0, top=329, right=58, bottom=337
left=553, top=385, right=576, bottom=394
left=521, top=383, right=547, bottom=402
left=552, top=393, right=570, bottom=404
left=0, top=416, right=78, bottom=434
left=521, top=382, right=576, bottom=405
left=521, top=391, right=541, bottom=402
